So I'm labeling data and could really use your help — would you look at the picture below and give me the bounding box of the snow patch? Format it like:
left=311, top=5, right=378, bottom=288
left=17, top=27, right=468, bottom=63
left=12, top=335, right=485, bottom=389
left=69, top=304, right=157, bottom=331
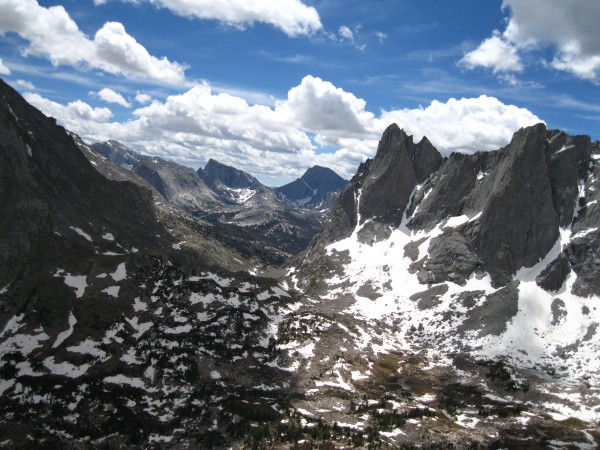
left=52, top=312, right=77, bottom=349
left=54, top=269, right=87, bottom=298
left=69, top=226, right=92, bottom=242
left=102, top=286, right=120, bottom=298
left=110, top=263, right=127, bottom=282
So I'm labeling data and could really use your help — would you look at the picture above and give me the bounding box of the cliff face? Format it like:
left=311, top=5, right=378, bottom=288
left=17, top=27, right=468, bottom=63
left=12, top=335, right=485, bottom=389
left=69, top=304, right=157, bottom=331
left=303, top=122, right=598, bottom=292
left=0, top=80, right=169, bottom=290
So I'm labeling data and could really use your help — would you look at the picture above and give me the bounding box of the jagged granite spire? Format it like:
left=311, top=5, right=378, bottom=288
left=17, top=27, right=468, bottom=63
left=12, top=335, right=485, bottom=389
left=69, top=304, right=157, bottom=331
left=310, top=124, right=443, bottom=247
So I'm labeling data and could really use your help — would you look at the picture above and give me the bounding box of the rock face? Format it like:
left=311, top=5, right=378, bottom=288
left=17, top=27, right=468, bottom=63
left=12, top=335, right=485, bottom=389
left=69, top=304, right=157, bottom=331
left=201, top=158, right=260, bottom=191
left=0, top=81, right=169, bottom=290
left=309, top=124, right=443, bottom=247
left=303, top=122, right=598, bottom=291
left=466, top=124, right=559, bottom=284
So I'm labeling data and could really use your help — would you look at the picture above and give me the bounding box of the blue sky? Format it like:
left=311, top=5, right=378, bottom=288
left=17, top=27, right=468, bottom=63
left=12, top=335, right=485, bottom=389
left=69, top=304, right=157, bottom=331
left=0, top=0, right=599, bottom=185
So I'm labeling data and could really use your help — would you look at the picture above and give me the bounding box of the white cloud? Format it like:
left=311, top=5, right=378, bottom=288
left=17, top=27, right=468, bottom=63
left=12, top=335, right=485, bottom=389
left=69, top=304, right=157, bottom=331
left=135, top=92, right=152, bottom=104
left=378, top=95, right=542, bottom=155
left=133, top=0, right=322, bottom=37
left=0, top=0, right=186, bottom=84
left=376, top=32, right=388, bottom=44
left=25, top=92, right=113, bottom=126
left=23, top=78, right=542, bottom=183
left=461, top=0, right=600, bottom=82
left=94, top=87, right=131, bottom=107
left=276, top=75, right=375, bottom=135
left=339, top=25, right=354, bottom=41
left=14, top=79, right=36, bottom=90
left=459, top=31, right=522, bottom=74
left=0, top=58, right=10, bottom=75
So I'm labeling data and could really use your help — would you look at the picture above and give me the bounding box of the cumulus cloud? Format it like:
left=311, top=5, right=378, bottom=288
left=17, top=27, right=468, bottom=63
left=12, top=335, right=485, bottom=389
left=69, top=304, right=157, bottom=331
left=461, top=0, right=600, bottom=82
left=338, top=26, right=354, bottom=41
left=0, top=0, right=186, bottom=84
left=0, top=58, right=10, bottom=75
left=25, top=92, right=113, bottom=126
left=23, top=78, right=541, bottom=182
left=276, top=75, right=375, bottom=135
left=118, top=0, right=322, bottom=37
left=94, top=87, right=131, bottom=107
left=459, top=31, right=522, bottom=74
left=378, top=95, right=541, bottom=155
left=135, top=92, right=152, bottom=104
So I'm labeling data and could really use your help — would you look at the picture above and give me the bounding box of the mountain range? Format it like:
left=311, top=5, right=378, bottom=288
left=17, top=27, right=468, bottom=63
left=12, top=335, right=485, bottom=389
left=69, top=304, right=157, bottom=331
left=86, top=140, right=347, bottom=264
left=1, top=78, right=599, bottom=448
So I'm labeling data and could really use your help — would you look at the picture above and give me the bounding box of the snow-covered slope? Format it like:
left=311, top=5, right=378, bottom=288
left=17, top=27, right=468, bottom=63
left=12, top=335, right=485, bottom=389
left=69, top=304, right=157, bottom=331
left=281, top=123, right=600, bottom=446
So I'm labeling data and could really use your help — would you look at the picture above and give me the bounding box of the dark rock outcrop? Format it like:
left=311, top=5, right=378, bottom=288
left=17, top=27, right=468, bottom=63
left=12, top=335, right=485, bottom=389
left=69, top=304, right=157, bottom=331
left=463, top=124, right=559, bottom=285
left=536, top=253, right=570, bottom=292
left=0, top=80, right=168, bottom=289
left=359, top=124, right=442, bottom=227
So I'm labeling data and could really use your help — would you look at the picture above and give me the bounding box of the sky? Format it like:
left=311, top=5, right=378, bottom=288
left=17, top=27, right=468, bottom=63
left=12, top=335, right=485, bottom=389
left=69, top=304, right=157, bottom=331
left=0, top=0, right=599, bottom=185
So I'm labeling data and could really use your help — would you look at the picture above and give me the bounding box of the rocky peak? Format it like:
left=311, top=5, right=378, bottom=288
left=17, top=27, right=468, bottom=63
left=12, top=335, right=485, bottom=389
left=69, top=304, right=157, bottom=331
left=359, top=125, right=443, bottom=227
left=463, top=123, right=559, bottom=284
left=201, top=158, right=260, bottom=190
left=275, top=165, right=347, bottom=211
left=301, top=125, right=442, bottom=251
left=299, top=165, right=346, bottom=192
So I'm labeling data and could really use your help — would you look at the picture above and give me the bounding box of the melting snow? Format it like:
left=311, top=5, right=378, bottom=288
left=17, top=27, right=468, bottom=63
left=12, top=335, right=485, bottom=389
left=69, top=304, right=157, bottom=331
left=69, top=226, right=92, bottom=242
left=104, top=375, right=148, bottom=390
left=54, top=269, right=88, bottom=298
left=67, top=339, right=109, bottom=360
left=43, top=357, right=90, bottom=378
left=52, top=312, right=77, bottom=348
left=102, top=286, right=120, bottom=298
left=133, top=297, right=147, bottom=312
left=110, top=263, right=127, bottom=281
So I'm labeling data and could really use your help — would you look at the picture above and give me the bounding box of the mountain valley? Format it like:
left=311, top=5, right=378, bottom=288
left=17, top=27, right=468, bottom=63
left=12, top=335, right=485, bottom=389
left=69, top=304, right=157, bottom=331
left=86, top=139, right=347, bottom=265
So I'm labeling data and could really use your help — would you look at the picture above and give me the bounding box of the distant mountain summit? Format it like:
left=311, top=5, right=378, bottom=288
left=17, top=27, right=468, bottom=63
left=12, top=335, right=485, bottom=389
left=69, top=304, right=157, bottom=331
left=201, top=158, right=260, bottom=190
left=91, top=141, right=221, bottom=211
left=276, top=165, right=347, bottom=210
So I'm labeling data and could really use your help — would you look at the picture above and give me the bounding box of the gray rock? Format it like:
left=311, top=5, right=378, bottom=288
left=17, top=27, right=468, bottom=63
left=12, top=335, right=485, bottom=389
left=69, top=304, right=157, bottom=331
left=412, top=230, right=482, bottom=286
left=550, top=298, right=567, bottom=326
left=464, top=124, right=559, bottom=286
left=409, top=284, right=449, bottom=310
left=536, top=253, right=570, bottom=292
left=459, top=282, right=520, bottom=337
left=359, top=124, right=441, bottom=227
